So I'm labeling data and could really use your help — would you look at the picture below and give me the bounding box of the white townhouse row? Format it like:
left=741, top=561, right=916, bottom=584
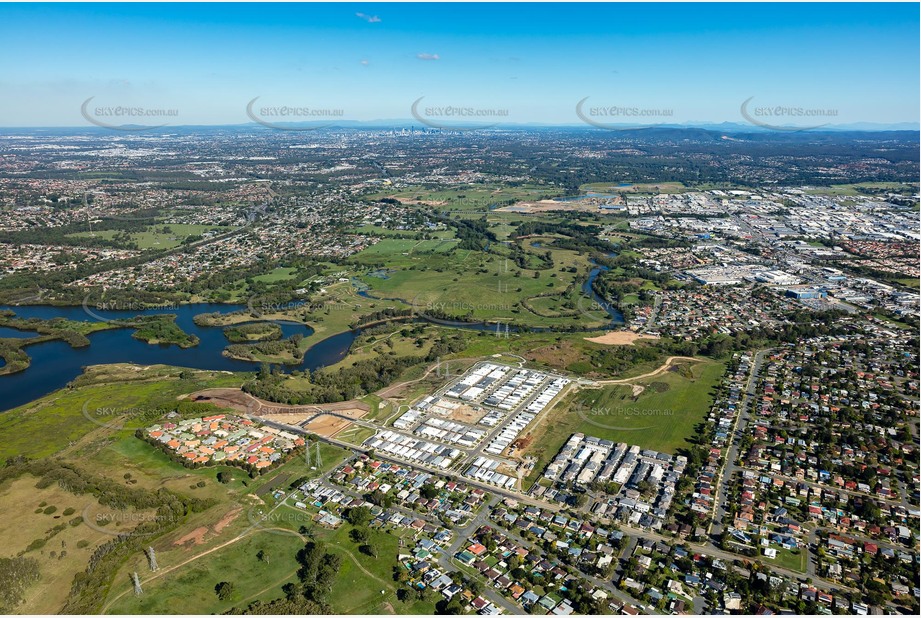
left=414, top=417, right=487, bottom=448
left=524, top=378, right=571, bottom=414
left=444, top=363, right=513, bottom=402
left=484, top=411, right=536, bottom=456
left=464, top=455, right=518, bottom=490
left=364, top=430, right=462, bottom=469
left=481, top=369, right=549, bottom=411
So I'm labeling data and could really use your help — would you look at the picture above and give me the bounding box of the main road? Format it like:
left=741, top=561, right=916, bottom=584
left=709, top=349, right=770, bottom=539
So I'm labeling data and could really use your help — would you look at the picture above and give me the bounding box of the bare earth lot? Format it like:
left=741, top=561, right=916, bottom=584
left=584, top=331, right=661, bottom=346
left=189, top=388, right=369, bottom=438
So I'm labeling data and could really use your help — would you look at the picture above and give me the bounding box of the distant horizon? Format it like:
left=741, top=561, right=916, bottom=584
left=2, top=119, right=918, bottom=132
left=0, top=2, right=918, bottom=129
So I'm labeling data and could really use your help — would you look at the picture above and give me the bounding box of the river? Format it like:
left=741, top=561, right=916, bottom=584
left=0, top=303, right=355, bottom=412
left=0, top=280, right=624, bottom=411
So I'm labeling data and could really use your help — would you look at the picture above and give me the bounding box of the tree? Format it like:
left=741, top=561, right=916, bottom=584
left=215, top=581, right=235, bottom=601
left=350, top=527, right=370, bottom=544
left=398, top=587, right=428, bottom=603
left=367, top=489, right=394, bottom=508
left=436, top=597, right=466, bottom=614
left=344, top=506, right=372, bottom=527
left=257, top=549, right=269, bottom=564
left=217, top=471, right=233, bottom=484
left=359, top=543, right=378, bottom=558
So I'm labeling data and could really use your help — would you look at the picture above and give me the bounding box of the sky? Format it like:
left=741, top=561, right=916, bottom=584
left=0, top=2, right=918, bottom=128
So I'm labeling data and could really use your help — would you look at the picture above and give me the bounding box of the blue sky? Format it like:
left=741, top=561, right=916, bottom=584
left=0, top=2, right=918, bottom=127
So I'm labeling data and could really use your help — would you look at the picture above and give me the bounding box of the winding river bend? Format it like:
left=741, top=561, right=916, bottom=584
left=0, top=280, right=625, bottom=412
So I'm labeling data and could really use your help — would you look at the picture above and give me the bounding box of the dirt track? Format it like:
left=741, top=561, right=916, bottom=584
left=592, top=356, right=700, bottom=386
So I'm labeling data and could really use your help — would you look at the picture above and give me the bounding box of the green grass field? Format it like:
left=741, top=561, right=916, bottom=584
left=573, top=359, right=724, bottom=451
left=360, top=393, right=386, bottom=419
left=105, top=530, right=303, bottom=614
left=768, top=547, right=808, bottom=573
left=365, top=183, right=562, bottom=212
left=69, top=224, right=232, bottom=250
left=304, top=510, right=436, bottom=614
left=352, top=224, right=456, bottom=239
left=0, top=366, right=239, bottom=460
left=236, top=503, right=436, bottom=614
left=523, top=358, right=724, bottom=485
left=800, top=182, right=917, bottom=197
left=252, top=266, right=299, bottom=283
left=580, top=181, right=688, bottom=195
left=349, top=236, right=610, bottom=328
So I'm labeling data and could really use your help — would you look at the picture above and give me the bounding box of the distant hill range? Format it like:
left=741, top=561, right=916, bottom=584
left=2, top=120, right=918, bottom=136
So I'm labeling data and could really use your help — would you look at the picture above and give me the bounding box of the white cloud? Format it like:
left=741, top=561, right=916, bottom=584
left=416, top=53, right=440, bottom=61
left=356, top=12, right=381, bottom=23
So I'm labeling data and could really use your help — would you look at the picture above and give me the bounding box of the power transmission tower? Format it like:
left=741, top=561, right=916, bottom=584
left=132, top=572, right=143, bottom=596
left=436, top=356, right=452, bottom=378
left=315, top=442, right=322, bottom=469
left=305, top=442, right=312, bottom=468
left=147, top=547, right=158, bottom=572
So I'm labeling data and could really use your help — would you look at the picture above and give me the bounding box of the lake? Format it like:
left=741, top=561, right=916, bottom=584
left=0, top=303, right=356, bottom=412
left=0, top=289, right=624, bottom=411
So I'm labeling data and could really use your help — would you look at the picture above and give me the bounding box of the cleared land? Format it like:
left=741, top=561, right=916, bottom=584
left=189, top=387, right=370, bottom=438
left=584, top=331, right=660, bottom=346
left=580, top=181, right=688, bottom=194
left=522, top=358, right=724, bottom=485
left=365, top=183, right=562, bottom=212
